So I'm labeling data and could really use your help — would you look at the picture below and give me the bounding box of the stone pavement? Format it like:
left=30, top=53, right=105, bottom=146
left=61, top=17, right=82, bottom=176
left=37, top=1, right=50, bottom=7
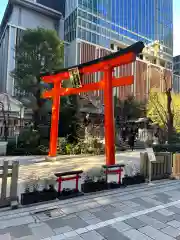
left=0, top=150, right=142, bottom=166
left=17, top=150, right=141, bottom=178
left=1, top=180, right=180, bottom=239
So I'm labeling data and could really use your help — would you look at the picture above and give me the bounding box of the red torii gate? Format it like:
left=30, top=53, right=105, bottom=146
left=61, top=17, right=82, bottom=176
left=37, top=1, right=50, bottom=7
left=41, top=41, right=144, bottom=165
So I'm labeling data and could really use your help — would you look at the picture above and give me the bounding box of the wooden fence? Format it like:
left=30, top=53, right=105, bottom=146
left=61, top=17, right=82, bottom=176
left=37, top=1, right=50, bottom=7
left=0, top=161, right=19, bottom=208
left=172, top=153, right=180, bottom=179
left=140, top=152, right=172, bottom=180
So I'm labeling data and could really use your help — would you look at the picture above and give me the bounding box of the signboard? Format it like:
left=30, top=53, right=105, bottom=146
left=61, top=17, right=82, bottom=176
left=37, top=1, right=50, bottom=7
left=146, top=148, right=156, bottom=162
left=68, top=67, right=82, bottom=88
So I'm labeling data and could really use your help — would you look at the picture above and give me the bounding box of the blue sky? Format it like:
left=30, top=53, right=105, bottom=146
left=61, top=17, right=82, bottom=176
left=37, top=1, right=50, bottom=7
left=0, top=0, right=180, bottom=56
left=0, top=0, right=7, bottom=24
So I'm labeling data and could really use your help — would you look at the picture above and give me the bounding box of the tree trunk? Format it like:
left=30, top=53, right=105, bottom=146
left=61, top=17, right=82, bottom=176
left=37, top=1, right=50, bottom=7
left=166, top=88, right=174, bottom=143
left=4, top=120, right=8, bottom=141
left=33, top=78, right=41, bottom=130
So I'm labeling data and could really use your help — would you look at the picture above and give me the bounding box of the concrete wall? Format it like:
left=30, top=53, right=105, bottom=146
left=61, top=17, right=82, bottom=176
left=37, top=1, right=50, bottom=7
left=0, top=27, right=9, bottom=93
left=10, top=5, right=57, bottom=30
left=1, top=4, right=63, bottom=96
left=66, top=40, right=78, bottom=67
left=59, top=18, right=64, bottom=41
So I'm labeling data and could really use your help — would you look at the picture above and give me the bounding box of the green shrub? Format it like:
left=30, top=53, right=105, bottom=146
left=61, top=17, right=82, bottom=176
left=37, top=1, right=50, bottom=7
left=18, top=127, right=40, bottom=147
left=6, top=138, right=17, bottom=155
left=57, top=137, right=68, bottom=154
left=7, top=145, right=48, bottom=156
left=6, top=125, right=49, bottom=156
left=57, top=136, right=104, bottom=155
left=65, top=143, right=74, bottom=154
left=153, top=144, right=180, bottom=153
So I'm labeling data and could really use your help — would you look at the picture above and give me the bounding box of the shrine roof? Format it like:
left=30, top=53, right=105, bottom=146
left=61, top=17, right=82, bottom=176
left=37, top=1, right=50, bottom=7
left=40, top=41, right=144, bottom=77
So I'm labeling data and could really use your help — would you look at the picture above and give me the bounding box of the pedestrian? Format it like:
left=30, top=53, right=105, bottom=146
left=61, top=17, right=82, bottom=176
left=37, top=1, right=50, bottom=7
left=128, top=130, right=135, bottom=151
left=121, top=127, right=126, bottom=142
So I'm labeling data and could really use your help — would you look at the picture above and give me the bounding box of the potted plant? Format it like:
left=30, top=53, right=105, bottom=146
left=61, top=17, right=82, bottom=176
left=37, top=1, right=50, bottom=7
left=39, top=175, right=57, bottom=202
left=108, top=181, right=121, bottom=189
left=96, top=178, right=107, bottom=191
left=122, top=173, right=145, bottom=186
left=122, top=174, right=133, bottom=186
left=21, top=173, right=40, bottom=205
left=95, top=168, right=107, bottom=191
left=59, top=188, right=73, bottom=197
left=81, top=174, right=95, bottom=193
left=133, top=173, right=145, bottom=184
left=58, top=187, right=83, bottom=200
left=81, top=167, right=107, bottom=193
left=47, top=175, right=57, bottom=197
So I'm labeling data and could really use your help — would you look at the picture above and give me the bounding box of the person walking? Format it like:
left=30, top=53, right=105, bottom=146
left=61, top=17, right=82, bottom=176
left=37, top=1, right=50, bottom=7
left=128, top=130, right=135, bottom=151
left=121, top=127, right=126, bottom=142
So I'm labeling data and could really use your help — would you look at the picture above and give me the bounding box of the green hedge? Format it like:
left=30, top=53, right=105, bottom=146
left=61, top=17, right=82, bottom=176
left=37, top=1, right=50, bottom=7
left=6, top=139, right=48, bottom=156
left=7, top=146, right=47, bottom=156
left=153, top=144, right=180, bottom=153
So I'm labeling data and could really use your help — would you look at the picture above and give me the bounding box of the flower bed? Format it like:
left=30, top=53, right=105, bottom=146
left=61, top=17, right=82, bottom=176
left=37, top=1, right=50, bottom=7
left=122, top=173, right=145, bottom=186
left=81, top=180, right=127, bottom=193
left=107, top=181, right=126, bottom=189
left=58, top=188, right=84, bottom=200
left=81, top=166, right=127, bottom=193
left=21, top=188, right=57, bottom=205
left=81, top=179, right=108, bottom=193
left=21, top=168, right=145, bottom=206
left=21, top=174, right=57, bottom=206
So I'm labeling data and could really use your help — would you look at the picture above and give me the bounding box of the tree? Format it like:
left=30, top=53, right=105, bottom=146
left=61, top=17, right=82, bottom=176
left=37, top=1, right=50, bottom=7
left=114, top=95, right=146, bottom=121
left=12, top=28, right=64, bottom=129
left=147, top=88, right=180, bottom=142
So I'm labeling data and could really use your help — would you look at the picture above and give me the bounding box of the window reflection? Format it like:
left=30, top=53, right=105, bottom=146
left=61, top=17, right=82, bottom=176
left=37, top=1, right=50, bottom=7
left=65, top=0, right=172, bottom=54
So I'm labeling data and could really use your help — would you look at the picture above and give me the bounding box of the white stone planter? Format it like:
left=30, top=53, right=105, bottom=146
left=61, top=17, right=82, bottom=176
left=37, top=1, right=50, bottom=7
left=0, top=142, right=8, bottom=156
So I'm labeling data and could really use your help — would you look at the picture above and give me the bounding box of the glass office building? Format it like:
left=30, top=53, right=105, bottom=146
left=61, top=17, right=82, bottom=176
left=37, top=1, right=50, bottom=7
left=174, top=55, right=180, bottom=76
left=64, top=0, right=173, bottom=101
left=65, top=0, right=173, bottom=62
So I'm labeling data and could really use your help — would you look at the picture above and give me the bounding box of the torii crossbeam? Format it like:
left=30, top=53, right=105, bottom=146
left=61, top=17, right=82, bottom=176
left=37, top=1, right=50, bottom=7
left=41, top=41, right=144, bottom=165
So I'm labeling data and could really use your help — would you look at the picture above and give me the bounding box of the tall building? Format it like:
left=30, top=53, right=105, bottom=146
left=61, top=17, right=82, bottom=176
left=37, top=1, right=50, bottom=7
left=0, top=0, right=65, bottom=95
left=173, top=74, right=180, bottom=93
left=64, top=0, right=173, bottom=102
left=35, top=0, right=65, bottom=16
left=173, top=55, right=180, bottom=76
left=0, top=0, right=174, bottom=101
left=173, top=56, right=180, bottom=93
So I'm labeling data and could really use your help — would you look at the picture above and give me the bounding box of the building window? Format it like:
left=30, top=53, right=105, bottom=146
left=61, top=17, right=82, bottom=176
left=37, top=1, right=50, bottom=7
left=18, top=8, right=22, bottom=25
left=16, top=28, right=25, bottom=47
left=110, top=43, right=114, bottom=50
left=64, top=9, right=77, bottom=42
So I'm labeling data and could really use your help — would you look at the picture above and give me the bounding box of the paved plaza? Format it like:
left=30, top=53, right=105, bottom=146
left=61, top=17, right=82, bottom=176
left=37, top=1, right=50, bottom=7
left=0, top=150, right=143, bottom=197
left=1, top=180, right=180, bottom=239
